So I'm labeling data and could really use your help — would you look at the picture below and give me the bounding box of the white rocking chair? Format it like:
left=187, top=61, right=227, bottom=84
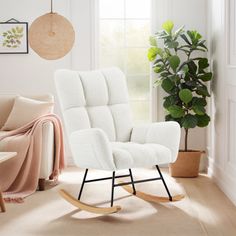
left=55, top=67, right=183, bottom=214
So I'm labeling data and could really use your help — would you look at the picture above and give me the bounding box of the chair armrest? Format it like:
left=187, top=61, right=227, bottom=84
left=131, top=121, right=181, bottom=162
left=69, top=128, right=115, bottom=170
left=40, top=121, right=54, bottom=179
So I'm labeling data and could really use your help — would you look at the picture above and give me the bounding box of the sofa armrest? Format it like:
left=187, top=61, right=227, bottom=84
left=131, top=121, right=181, bottom=162
left=69, top=128, right=116, bottom=170
left=39, top=121, right=54, bottom=179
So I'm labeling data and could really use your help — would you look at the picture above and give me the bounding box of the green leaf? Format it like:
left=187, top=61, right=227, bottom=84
left=199, top=72, right=213, bottom=81
left=194, top=31, right=202, bottom=40
left=168, top=55, right=180, bottom=72
left=187, top=30, right=202, bottom=44
left=165, top=114, right=175, bottom=121
left=153, top=58, right=162, bottom=66
left=164, top=48, right=171, bottom=57
left=182, top=64, right=189, bottom=73
left=198, top=58, right=209, bottom=70
left=153, top=65, right=164, bottom=73
left=192, top=97, right=207, bottom=106
left=179, top=89, right=192, bottom=104
left=198, top=42, right=208, bottom=50
left=160, top=72, right=169, bottom=77
left=148, top=47, right=163, bottom=61
left=168, top=105, right=185, bottom=118
left=180, top=34, right=191, bottom=45
left=196, top=86, right=210, bottom=97
left=149, top=36, right=157, bottom=46
left=162, top=20, right=174, bottom=34
left=188, top=60, right=197, bottom=74
left=156, top=47, right=164, bottom=57
left=174, top=25, right=185, bottom=39
left=165, top=41, right=179, bottom=48
left=193, top=105, right=206, bottom=115
left=156, top=30, right=170, bottom=39
left=169, top=74, right=178, bottom=82
left=182, top=114, right=198, bottom=128
left=161, top=78, right=174, bottom=92
left=163, top=95, right=177, bottom=109
left=196, top=114, right=210, bottom=127
left=165, top=114, right=181, bottom=124
left=147, top=47, right=158, bottom=61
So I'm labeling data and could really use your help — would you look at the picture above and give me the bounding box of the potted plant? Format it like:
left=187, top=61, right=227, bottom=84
left=147, top=20, right=212, bottom=177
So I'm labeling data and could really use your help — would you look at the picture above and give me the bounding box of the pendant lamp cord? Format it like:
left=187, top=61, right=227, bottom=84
left=50, top=0, right=53, bottom=13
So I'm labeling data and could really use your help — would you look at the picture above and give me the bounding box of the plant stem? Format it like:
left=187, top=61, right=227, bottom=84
left=184, top=128, right=188, bottom=152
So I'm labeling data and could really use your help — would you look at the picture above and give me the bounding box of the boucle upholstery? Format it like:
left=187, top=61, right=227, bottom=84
left=55, top=67, right=180, bottom=170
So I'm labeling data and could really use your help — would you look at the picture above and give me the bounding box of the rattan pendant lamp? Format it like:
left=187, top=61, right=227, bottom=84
left=29, top=0, right=75, bottom=60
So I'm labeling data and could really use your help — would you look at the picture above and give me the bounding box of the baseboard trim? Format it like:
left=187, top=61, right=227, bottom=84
left=208, top=158, right=236, bottom=205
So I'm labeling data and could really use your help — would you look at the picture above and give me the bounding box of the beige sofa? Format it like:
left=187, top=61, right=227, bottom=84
left=0, top=94, right=54, bottom=190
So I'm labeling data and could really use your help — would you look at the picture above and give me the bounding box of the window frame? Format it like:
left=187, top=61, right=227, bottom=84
left=93, top=0, right=158, bottom=122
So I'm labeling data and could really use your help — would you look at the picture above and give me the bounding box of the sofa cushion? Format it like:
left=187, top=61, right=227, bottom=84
left=112, top=142, right=172, bottom=170
left=1, top=96, right=53, bottom=131
left=0, top=96, right=15, bottom=129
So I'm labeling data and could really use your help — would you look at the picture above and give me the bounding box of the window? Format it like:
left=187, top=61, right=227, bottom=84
left=98, top=0, right=151, bottom=122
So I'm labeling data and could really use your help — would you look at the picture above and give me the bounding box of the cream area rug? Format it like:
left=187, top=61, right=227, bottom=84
left=1, top=167, right=236, bottom=236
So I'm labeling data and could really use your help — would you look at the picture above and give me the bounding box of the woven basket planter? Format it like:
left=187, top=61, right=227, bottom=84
left=169, top=150, right=202, bottom=178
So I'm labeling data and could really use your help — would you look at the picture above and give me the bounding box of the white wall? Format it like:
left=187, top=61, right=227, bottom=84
left=70, top=0, right=96, bottom=70
left=0, top=0, right=74, bottom=163
left=208, top=0, right=236, bottom=205
left=0, top=0, right=71, bottom=115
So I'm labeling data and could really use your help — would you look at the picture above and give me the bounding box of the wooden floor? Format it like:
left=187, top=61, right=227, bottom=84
left=174, top=173, right=236, bottom=236
left=0, top=167, right=236, bottom=236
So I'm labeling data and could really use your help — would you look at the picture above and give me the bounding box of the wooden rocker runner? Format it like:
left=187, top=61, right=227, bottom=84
left=59, top=166, right=184, bottom=214
left=59, top=189, right=121, bottom=214
left=55, top=68, right=183, bottom=215
left=121, top=185, right=184, bottom=203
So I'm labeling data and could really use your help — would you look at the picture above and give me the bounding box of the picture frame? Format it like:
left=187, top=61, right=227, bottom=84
left=0, top=19, right=28, bottom=54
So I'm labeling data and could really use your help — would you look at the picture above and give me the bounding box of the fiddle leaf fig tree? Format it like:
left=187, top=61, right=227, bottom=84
left=148, top=20, right=212, bottom=151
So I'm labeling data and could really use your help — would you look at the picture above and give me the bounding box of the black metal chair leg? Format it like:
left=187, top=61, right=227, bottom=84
left=129, top=169, right=136, bottom=195
left=111, top=171, right=115, bottom=207
left=156, top=165, right=172, bottom=201
left=78, top=169, right=88, bottom=200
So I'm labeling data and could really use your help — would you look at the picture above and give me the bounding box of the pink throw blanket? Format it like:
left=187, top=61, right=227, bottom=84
left=0, top=114, right=65, bottom=202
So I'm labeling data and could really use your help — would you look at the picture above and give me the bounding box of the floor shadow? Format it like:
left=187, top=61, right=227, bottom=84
left=1, top=168, right=213, bottom=236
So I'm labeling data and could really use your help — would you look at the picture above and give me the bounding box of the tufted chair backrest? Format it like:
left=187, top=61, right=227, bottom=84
left=55, top=67, right=133, bottom=142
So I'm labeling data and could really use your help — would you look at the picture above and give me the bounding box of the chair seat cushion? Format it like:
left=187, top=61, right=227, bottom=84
left=111, top=142, right=172, bottom=170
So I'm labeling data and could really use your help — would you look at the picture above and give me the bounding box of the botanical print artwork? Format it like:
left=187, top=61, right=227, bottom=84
left=0, top=22, right=28, bottom=54
left=2, top=26, right=24, bottom=48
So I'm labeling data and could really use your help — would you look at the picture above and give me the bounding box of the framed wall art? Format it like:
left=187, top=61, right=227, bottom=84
left=0, top=19, right=28, bottom=54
